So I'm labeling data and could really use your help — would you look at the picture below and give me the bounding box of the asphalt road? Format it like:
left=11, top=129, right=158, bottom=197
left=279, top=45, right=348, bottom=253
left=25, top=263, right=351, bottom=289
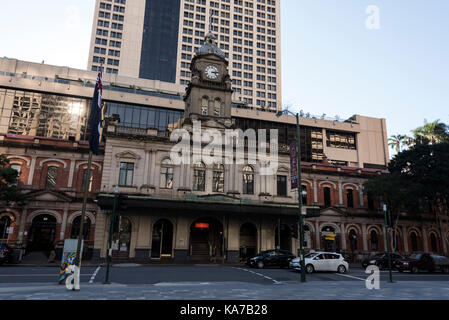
left=1, top=264, right=449, bottom=285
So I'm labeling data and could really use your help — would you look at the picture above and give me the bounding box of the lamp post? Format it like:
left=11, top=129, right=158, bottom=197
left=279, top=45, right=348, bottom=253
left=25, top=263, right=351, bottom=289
left=104, top=186, right=119, bottom=284
left=277, top=110, right=306, bottom=283
left=383, top=203, right=394, bottom=283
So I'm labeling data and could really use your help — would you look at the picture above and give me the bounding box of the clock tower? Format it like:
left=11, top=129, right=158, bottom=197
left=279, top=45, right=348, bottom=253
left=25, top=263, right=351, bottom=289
left=184, top=31, right=233, bottom=123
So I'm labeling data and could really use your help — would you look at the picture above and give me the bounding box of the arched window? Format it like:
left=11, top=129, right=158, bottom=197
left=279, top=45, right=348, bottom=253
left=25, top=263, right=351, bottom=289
left=242, top=166, right=254, bottom=195
left=213, top=164, right=224, bottom=193
left=160, top=158, right=174, bottom=189
left=45, top=166, right=58, bottom=190
left=214, top=98, right=221, bottom=117
left=410, top=231, right=418, bottom=252
left=346, top=189, right=354, bottom=208
left=10, top=164, right=21, bottom=186
left=70, top=216, right=91, bottom=240
left=370, top=230, right=378, bottom=251
left=0, top=216, right=11, bottom=239
left=193, top=162, right=206, bottom=191
left=349, top=229, right=358, bottom=251
left=301, top=185, right=308, bottom=205
left=201, top=97, right=208, bottom=115
left=430, top=233, right=438, bottom=253
left=324, top=187, right=331, bottom=207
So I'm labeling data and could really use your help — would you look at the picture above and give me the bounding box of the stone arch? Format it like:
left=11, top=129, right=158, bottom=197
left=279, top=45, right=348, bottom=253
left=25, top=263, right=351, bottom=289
left=0, top=209, right=20, bottom=222
left=304, top=221, right=315, bottom=234
left=7, top=155, right=30, bottom=166
left=320, top=222, right=341, bottom=234
left=39, top=158, right=68, bottom=169
left=67, top=211, right=96, bottom=225
left=345, top=224, right=362, bottom=235
left=367, top=225, right=383, bottom=235
left=301, top=179, right=313, bottom=187
left=26, top=210, right=62, bottom=224
left=318, top=181, right=337, bottom=189
left=277, top=165, right=289, bottom=173
left=408, top=227, right=422, bottom=237
left=76, top=161, right=102, bottom=171
left=342, top=182, right=359, bottom=190
left=151, top=218, right=175, bottom=258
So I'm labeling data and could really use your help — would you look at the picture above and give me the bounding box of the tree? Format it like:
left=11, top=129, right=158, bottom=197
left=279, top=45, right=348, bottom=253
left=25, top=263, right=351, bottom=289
left=411, top=119, right=449, bottom=145
left=388, top=134, right=408, bottom=153
left=0, top=155, right=25, bottom=205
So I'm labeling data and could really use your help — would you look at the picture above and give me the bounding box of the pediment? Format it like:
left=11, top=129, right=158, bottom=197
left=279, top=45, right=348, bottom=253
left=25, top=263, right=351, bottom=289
left=26, top=190, right=72, bottom=202
left=115, top=151, right=141, bottom=161
left=186, top=193, right=240, bottom=203
left=320, top=207, right=347, bottom=217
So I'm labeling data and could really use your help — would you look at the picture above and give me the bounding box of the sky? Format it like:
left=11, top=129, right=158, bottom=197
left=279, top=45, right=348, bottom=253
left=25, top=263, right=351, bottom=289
left=0, top=0, right=448, bottom=156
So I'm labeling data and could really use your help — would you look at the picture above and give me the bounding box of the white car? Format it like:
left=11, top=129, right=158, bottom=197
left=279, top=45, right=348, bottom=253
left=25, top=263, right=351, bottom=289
left=289, top=252, right=349, bottom=274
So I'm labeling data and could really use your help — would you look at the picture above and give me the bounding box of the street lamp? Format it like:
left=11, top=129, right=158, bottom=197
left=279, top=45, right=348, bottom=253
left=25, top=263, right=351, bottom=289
left=276, top=110, right=306, bottom=283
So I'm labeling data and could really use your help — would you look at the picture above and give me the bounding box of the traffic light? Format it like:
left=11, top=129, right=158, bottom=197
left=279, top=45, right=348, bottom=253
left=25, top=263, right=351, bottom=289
left=118, top=194, right=128, bottom=212
left=291, top=224, right=298, bottom=239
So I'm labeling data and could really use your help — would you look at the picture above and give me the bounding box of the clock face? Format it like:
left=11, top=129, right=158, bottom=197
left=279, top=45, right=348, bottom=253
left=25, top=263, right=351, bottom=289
left=205, top=65, right=219, bottom=80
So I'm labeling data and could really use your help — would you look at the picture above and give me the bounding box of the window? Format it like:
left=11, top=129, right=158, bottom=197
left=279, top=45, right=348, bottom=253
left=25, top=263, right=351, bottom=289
left=346, top=189, right=354, bottom=208
left=349, top=229, right=358, bottom=251
left=193, top=162, right=206, bottom=191
left=242, top=166, right=254, bottom=195
left=0, top=216, right=11, bottom=239
left=201, top=97, right=208, bottom=115
left=70, top=216, right=91, bottom=240
left=10, top=164, right=21, bottom=186
left=370, top=230, right=378, bottom=251
left=81, top=168, right=93, bottom=192
left=214, top=99, right=221, bottom=117
left=430, top=233, right=438, bottom=252
left=324, top=187, right=331, bottom=207
left=119, top=162, right=134, bottom=186
left=160, top=159, right=174, bottom=189
left=277, top=175, right=287, bottom=196
left=326, top=130, right=356, bottom=150
left=213, top=164, right=224, bottom=193
left=45, top=166, right=58, bottom=190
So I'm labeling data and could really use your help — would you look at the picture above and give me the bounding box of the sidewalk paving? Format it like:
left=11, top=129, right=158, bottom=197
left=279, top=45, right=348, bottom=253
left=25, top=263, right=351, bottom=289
left=1, top=280, right=448, bottom=300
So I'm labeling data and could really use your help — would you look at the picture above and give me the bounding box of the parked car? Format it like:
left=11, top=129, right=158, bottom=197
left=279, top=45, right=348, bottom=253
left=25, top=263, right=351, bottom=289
left=246, top=250, right=295, bottom=269
left=394, top=253, right=449, bottom=273
left=289, top=251, right=348, bottom=274
left=0, top=243, right=12, bottom=265
left=362, top=253, right=404, bottom=269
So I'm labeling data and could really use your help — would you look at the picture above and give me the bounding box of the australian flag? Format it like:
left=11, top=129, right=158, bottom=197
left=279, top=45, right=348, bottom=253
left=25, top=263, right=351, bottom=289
left=88, top=68, right=103, bottom=155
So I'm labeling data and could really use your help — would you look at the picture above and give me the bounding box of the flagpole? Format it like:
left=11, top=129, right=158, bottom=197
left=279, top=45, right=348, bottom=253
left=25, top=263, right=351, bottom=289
left=72, top=61, right=103, bottom=290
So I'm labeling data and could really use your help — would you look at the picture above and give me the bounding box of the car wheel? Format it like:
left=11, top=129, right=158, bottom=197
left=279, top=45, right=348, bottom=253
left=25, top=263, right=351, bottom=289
left=257, top=261, right=264, bottom=269
left=442, top=267, right=449, bottom=274
left=337, top=265, right=347, bottom=274
left=305, top=264, right=314, bottom=274
left=411, top=266, right=419, bottom=274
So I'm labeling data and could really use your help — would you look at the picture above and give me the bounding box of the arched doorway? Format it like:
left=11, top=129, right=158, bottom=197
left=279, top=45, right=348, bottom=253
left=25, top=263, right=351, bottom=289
left=151, top=219, right=174, bottom=259
left=275, top=223, right=291, bottom=251
left=239, top=223, right=257, bottom=260
left=0, top=216, right=11, bottom=240
left=410, top=231, right=418, bottom=252
left=349, top=229, right=358, bottom=252
left=370, top=230, right=379, bottom=252
left=189, top=217, right=223, bottom=261
left=27, top=214, right=57, bottom=252
left=321, top=226, right=339, bottom=252
left=70, top=216, right=91, bottom=240
left=430, top=233, right=438, bottom=253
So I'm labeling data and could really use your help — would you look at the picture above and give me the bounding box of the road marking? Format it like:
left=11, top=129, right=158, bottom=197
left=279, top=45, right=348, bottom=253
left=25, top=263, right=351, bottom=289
left=335, top=273, right=366, bottom=281
left=0, top=274, right=91, bottom=277
left=89, top=266, right=101, bottom=284
left=231, top=267, right=281, bottom=285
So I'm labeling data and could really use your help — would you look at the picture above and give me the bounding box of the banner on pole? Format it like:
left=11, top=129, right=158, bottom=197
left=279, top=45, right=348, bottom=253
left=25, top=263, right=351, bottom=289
left=59, top=239, right=83, bottom=285
left=290, top=140, right=298, bottom=190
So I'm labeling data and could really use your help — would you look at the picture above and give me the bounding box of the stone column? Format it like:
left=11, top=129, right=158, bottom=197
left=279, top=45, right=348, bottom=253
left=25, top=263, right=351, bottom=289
left=67, top=159, right=76, bottom=188
left=422, top=228, right=429, bottom=252
left=313, top=178, right=318, bottom=203
left=27, top=156, right=37, bottom=185
left=338, top=181, right=343, bottom=205
left=143, top=150, right=150, bottom=186
left=362, top=224, right=368, bottom=251
left=234, top=164, right=239, bottom=193
left=402, top=225, right=409, bottom=253
left=315, top=220, right=321, bottom=250
left=340, top=222, right=346, bottom=250
left=18, top=207, right=28, bottom=242
left=60, top=207, right=69, bottom=240
left=359, top=184, right=364, bottom=207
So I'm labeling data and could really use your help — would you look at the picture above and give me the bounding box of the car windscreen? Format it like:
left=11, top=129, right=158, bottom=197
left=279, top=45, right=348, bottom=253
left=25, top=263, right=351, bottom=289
left=407, top=253, right=422, bottom=260
left=305, top=253, right=319, bottom=258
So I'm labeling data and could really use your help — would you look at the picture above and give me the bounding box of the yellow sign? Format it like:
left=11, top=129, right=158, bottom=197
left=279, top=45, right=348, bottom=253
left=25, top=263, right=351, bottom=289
left=325, top=234, right=336, bottom=241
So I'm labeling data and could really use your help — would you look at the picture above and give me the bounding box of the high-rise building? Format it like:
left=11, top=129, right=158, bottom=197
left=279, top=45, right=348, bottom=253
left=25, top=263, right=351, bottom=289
left=87, top=0, right=282, bottom=112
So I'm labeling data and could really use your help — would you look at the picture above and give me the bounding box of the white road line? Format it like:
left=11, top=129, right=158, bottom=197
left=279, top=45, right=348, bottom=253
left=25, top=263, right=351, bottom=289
left=231, top=267, right=282, bottom=284
left=335, top=273, right=366, bottom=281
left=89, top=266, right=101, bottom=284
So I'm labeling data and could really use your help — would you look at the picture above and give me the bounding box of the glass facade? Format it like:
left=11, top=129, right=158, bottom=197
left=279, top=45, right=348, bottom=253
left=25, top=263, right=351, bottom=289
left=233, top=118, right=325, bottom=163
left=139, top=0, right=181, bottom=82
left=0, top=88, right=90, bottom=140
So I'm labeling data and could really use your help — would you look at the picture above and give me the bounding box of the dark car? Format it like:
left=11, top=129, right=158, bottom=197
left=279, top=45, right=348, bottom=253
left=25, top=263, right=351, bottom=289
left=0, top=243, right=12, bottom=265
left=362, top=253, right=404, bottom=269
left=246, top=249, right=295, bottom=269
left=394, top=253, right=449, bottom=273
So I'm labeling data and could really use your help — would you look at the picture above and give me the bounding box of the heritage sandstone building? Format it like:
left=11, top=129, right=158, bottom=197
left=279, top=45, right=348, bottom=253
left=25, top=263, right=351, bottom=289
left=0, top=36, right=447, bottom=263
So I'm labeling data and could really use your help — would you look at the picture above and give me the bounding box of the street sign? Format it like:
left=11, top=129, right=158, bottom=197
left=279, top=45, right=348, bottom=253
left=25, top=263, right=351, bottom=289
left=290, top=140, right=298, bottom=189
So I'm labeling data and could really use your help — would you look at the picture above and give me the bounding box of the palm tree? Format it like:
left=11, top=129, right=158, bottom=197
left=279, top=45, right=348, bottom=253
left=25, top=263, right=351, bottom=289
left=412, top=119, right=449, bottom=145
left=388, top=134, right=407, bottom=152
